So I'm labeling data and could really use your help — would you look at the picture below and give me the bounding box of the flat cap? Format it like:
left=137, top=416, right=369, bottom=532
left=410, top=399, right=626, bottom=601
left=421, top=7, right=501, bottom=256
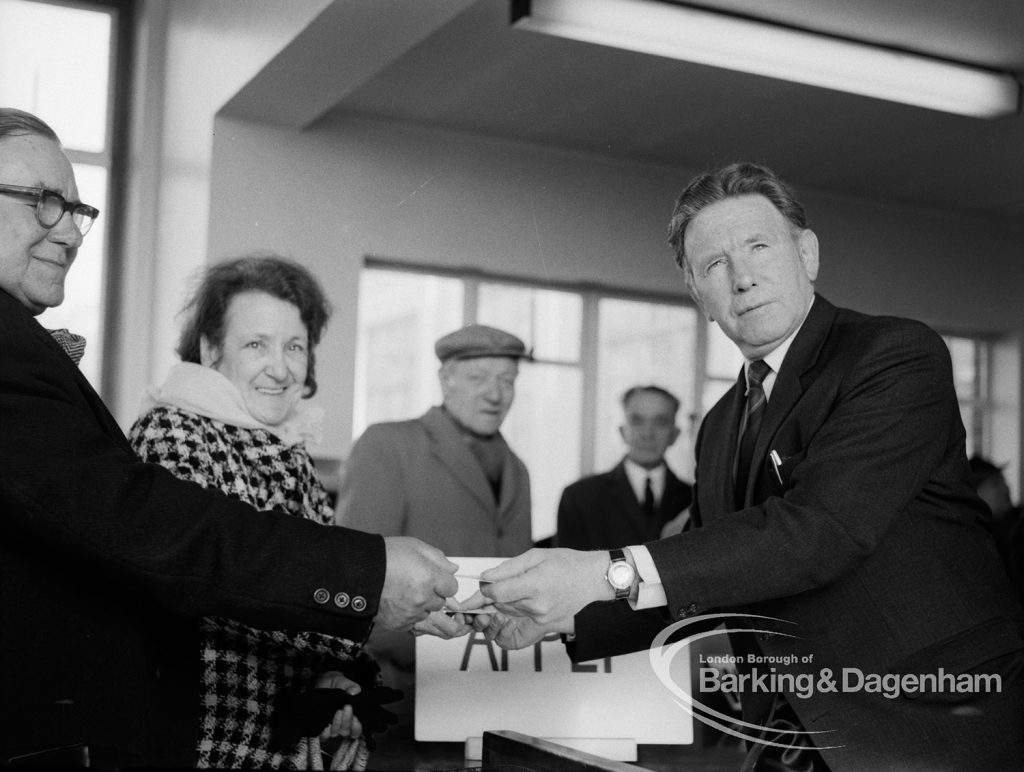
left=435, top=324, right=533, bottom=362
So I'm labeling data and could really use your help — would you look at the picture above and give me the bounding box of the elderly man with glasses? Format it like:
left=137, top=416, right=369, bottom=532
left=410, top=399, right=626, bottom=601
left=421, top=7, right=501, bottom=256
left=0, top=175, right=98, bottom=315
left=0, top=107, right=465, bottom=768
left=0, top=183, right=99, bottom=233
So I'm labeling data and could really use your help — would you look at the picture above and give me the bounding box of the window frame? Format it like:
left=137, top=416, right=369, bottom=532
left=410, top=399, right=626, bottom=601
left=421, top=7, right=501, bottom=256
left=363, top=256, right=708, bottom=477
left=942, top=332, right=997, bottom=458
left=5, top=0, right=134, bottom=398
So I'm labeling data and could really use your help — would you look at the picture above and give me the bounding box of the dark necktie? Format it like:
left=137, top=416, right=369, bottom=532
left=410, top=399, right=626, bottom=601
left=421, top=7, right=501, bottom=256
left=642, top=476, right=656, bottom=516
left=735, top=359, right=771, bottom=507
left=48, top=328, right=87, bottom=365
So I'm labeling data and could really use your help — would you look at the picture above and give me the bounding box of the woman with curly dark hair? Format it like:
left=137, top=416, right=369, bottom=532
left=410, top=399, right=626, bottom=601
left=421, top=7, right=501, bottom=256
left=130, top=254, right=379, bottom=770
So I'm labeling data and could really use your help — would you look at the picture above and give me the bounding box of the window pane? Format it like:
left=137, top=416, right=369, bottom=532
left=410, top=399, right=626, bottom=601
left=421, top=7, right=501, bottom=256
left=944, top=335, right=977, bottom=401
left=706, top=321, right=745, bottom=381
left=353, top=269, right=463, bottom=436
left=596, top=298, right=698, bottom=482
left=703, top=377, right=737, bottom=415
left=960, top=408, right=976, bottom=458
left=478, top=283, right=581, bottom=362
left=501, top=362, right=582, bottom=542
left=943, top=335, right=987, bottom=452
left=0, top=0, right=112, bottom=152
left=37, top=163, right=107, bottom=389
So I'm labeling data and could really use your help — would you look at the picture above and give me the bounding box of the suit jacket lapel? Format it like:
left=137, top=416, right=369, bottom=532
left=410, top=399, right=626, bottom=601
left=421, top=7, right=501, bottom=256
left=610, top=461, right=649, bottom=539
left=661, top=467, right=689, bottom=518
left=14, top=294, right=130, bottom=452
left=422, top=407, right=496, bottom=512
left=742, top=295, right=837, bottom=505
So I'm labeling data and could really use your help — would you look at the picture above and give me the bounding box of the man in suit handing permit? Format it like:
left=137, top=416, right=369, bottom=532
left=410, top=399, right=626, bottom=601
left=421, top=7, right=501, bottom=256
left=470, top=163, right=1024, bottom=771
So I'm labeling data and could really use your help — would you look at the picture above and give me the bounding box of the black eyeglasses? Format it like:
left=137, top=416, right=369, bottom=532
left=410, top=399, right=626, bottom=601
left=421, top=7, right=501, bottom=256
left=0, top=183, right=100, bottom=236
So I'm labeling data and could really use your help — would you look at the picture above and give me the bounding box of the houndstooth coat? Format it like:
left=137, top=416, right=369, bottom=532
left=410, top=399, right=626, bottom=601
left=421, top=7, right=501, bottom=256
left=130, top=405, right=374, bottom=769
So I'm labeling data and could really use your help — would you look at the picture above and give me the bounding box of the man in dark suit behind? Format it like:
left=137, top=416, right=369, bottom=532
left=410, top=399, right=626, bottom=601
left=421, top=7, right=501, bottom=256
left=557, top=385, right=692, bottom=550
left=475, top=163, right=1024, bottom=771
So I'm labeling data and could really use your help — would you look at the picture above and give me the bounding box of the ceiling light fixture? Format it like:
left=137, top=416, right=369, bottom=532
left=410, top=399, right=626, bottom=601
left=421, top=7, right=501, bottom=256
left=511, top=0, right=1021, bottom=119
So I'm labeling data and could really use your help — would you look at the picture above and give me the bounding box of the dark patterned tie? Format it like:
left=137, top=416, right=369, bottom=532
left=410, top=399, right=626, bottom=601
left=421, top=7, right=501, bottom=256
left=48, top=328, right=87, bottom=365
left=643, top=476, right=656, bottom=516
left=735, top=359, right=771, bottom=507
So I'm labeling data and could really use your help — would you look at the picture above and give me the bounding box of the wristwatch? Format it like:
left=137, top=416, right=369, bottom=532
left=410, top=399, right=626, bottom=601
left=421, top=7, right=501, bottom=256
left=606, top=548, right=635, bottom=600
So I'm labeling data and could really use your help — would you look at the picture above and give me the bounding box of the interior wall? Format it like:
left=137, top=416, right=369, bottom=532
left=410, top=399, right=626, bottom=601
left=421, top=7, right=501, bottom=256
left=207, top=115, right=1024, bottom=491
left=116, top=0, right=1023, bottom=497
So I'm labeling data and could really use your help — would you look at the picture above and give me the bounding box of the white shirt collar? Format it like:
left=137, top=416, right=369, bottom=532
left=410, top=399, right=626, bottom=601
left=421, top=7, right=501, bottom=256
left=745, top=295, right=815, bottom=401
left=623, top=457, right=666, bottom=502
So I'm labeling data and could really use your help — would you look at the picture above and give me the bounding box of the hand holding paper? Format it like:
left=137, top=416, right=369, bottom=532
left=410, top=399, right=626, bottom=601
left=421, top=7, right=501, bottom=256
left=477, top=610, right=564, bottom=650
left=477, top=548, right=613, bottom=632
left=443, top=588, right=496, bottom=616
left=408, top=568, right=499, bottom=638
left=376, top=537, right=458, bottom=631
left=412, top=609, right=474, bottom=638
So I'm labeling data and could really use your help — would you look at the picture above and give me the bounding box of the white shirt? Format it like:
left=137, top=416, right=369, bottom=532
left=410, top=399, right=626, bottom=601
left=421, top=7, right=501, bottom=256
left=626, top=297, right=815, bottom=610
left=623, top=458, right=666, bottom=507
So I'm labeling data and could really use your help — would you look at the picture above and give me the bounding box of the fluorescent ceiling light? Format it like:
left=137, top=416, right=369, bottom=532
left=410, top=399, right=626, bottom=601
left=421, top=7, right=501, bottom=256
left=512, top=0, right=1021, bottom=119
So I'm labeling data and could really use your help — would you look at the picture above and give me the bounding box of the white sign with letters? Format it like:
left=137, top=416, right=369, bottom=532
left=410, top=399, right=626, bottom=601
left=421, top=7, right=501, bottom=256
left=415, top=557, right=693, bottom=760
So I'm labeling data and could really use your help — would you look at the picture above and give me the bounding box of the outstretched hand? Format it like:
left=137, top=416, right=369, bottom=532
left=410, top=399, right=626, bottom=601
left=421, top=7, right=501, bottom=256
left=477, top=548, right=612, bottom=631
left=377, top=537, right=458, bottom=631
left=412, top=609, right=474, bottom=638
left=475, top=610, right=565, bottom=650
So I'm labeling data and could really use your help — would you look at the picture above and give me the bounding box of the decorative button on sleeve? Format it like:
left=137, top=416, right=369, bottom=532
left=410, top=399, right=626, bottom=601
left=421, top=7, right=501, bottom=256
left=313, top=588, right=331, bottom=605
left=351, top=596, right=367, bottom=612
left=334, top=592, right=350, bottom=609
left=678, top=602, right=700, bottom=619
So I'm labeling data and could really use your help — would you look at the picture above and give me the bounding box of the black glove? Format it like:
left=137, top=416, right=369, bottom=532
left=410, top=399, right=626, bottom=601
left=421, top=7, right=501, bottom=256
left=338, top=652, right=384, bottom=692
left=269, top=685, right=404, bottom=752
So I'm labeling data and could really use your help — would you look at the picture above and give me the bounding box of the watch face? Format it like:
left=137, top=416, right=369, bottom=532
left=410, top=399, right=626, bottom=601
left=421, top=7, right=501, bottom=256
left=608, top=561, right=635, bottom=590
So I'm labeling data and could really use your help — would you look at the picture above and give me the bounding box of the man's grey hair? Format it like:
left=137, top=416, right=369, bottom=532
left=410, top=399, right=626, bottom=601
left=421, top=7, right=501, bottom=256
left=667, top=162, right=807, bottom=277
left=0, top=107, right=60, bottom=143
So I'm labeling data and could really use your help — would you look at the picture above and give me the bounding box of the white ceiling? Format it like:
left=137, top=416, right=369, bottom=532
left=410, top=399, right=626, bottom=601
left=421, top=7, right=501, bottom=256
left=224, top=0, right=1024, bottom=219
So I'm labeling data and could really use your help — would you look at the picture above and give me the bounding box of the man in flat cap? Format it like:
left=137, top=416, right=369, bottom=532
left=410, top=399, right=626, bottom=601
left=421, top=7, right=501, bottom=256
left=336, top=324, right=534, bottom=721
left=338, top=323, right=533, bottom=556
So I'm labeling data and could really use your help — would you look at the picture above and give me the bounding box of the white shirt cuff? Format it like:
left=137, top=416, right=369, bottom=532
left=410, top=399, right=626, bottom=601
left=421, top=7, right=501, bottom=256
left=626, top=545, right=667, bottom=610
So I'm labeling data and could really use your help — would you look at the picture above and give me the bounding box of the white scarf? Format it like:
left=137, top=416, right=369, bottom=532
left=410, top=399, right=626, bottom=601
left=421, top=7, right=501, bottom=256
left=140, top=362, right=323, bottom=447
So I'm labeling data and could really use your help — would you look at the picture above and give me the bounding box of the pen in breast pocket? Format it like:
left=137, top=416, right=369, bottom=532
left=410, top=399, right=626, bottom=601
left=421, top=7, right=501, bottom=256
left=769, top=450, right=784, bottom=486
